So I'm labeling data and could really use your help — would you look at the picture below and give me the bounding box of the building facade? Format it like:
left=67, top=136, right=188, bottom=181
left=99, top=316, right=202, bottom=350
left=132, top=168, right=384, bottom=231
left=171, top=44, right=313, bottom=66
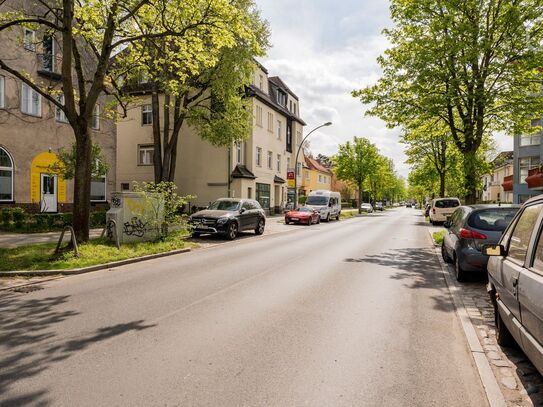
left=301, top=155, right=333, bottom=196
left=0, top=11, right=116, bottom=213
left=512, top=120, right=543, bottom=204
left=116, top=62, right=306, bottom=213
left=480, top=151, right=513, bottom=203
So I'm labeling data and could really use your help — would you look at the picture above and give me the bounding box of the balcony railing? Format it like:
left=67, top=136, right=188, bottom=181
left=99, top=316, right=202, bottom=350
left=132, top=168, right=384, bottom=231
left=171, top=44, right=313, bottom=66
left=502, top=175, right=513, bottom=192
left=526, top=168, right=543, bottom=190
left=37, top=54, right=62, bottom=80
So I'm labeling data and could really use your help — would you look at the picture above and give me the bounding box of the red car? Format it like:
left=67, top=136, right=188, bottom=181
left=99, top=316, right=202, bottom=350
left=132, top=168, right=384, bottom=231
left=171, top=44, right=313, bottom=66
left=285, top=207, right=320, bottom=225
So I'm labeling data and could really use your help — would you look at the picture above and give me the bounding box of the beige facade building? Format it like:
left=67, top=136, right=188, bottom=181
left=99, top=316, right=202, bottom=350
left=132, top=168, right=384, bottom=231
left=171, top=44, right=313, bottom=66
left=480, top=151, right=514, bottom=203
left=116, top=62, right=306, bottom=213
left=0, top=10, right=116, bottom=213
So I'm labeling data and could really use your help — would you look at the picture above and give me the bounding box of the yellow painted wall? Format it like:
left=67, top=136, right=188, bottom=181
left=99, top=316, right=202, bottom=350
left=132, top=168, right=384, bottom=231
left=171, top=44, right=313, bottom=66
left=30, top=152, right=67, bottom=203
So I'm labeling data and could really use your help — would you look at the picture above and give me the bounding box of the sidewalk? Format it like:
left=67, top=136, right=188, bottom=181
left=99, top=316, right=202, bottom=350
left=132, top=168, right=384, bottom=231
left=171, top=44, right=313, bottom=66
left=0, top=228, right=103, bottom=249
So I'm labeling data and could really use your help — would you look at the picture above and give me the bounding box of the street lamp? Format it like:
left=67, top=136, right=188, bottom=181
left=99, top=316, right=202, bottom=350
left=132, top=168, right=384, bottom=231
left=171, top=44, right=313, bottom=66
left=293, top=121, right=332, bottom=205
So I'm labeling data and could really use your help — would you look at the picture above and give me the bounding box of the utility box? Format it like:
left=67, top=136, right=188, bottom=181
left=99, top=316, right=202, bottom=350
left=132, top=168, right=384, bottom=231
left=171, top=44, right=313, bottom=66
left=106, top=192, right=165, bottom=244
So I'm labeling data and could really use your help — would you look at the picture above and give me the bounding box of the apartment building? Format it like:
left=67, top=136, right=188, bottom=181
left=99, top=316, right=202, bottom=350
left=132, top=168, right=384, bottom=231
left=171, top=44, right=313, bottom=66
left=0, top=10, right=116, bottom=213
left=116, top=62, right=306, bottom=213
left=480, top=151, right=513, bottom=203
left=512, top=119, right=543, bottom=203
left=300, top=156, right=333, bottom=196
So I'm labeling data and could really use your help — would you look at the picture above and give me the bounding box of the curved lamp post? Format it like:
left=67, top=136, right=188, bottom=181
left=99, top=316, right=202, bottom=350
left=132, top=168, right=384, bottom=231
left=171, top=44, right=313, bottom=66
left=293, top=121, right=332, bottom=205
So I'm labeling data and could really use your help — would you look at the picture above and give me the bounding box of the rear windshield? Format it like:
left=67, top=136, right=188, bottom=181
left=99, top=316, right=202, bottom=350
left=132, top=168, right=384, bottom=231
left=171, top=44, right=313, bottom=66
left=435, top=199, right=459, bottom=208
left=468, top=208, right=519, bottom=231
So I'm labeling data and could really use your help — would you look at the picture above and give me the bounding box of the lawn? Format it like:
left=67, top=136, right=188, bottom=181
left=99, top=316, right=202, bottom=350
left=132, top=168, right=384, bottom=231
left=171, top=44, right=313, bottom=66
left=340, top=210, right=358, bottom=219
left=0, top=232, right=192, bottom=271
left=433, top=231, right=445, bottom=246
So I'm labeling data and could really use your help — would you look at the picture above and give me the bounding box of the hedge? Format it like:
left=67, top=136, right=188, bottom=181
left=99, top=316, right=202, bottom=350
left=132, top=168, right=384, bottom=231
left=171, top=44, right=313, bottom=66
left=0, top=208, right=107, bottom=233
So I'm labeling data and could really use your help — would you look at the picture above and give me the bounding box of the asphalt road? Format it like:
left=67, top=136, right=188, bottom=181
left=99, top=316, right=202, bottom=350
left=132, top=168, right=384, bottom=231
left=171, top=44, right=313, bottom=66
left=0, top=208, right=488, bottom=407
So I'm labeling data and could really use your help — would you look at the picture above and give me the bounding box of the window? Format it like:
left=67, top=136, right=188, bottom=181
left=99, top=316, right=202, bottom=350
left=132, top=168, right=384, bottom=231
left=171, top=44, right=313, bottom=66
left=277, top=120, right=282, bottom=140
left=276, top=154, right=281, bottom=172
left=23, top=29, right=35, bottom=51
left=0, top=147, right=13, bottom=201
left=267, top=112, right=273, bottom=132
left=519, top=157, right=540, bottom=183
left=21, top=83, right=41, bottom=116
left=267, top=151, right=273, bottom=169
left=259, top=75, right=264, bottom=90
left=121, top=183, right=130, bottom=191
left=235, top=142, right=242, bottom=164
left=276, top=89, right=287, bottom=106
left=520, top=134, right=541, bottom=146
left=305, top=170, right=310, bottom=180
left=256, top=147, right=262, bottom=167
left=138, top=71, right=149, bottom=84
left=92, top=104, right=100, bottom=130
left=289, top=100, right=293, bottom=112
left=297, top=162, right=302, bottom=176
left=286, top=121, right=293, bottom=152
left=534, top=224, right=543, bottom=272
left=0, top=76, right=4, bottom=108
left=90, top=177, right=106, bottom=202
left=142, top=105, right=152, bottom=125
left=507, top=204, right=543, bottom=263
left=255, top=105, right=263, bottom=126
left=256, top=183, right=270, bottom=209
left=293, top=103, right=297, bottom=116
left=318, top=174, right=322, bottom=183
left=138, top=144, right=154, bottom=165
left=248, top=187, right=252, bottom=199
left=56, top=95, right=68, bottom=123
left=287, top=157, right=291, bottom=171
left=296, top=130, right=302, bottom=146
left=42, top=35, right=55, bottom=71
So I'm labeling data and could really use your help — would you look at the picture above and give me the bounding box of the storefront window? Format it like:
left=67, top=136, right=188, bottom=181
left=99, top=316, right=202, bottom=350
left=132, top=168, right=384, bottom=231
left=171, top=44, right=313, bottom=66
left=256, top=183, right=270, bottom=209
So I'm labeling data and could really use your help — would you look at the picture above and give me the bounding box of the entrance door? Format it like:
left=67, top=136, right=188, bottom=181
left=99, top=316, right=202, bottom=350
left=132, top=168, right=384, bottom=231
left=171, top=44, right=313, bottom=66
left=41, top=173, right=58, bottom=212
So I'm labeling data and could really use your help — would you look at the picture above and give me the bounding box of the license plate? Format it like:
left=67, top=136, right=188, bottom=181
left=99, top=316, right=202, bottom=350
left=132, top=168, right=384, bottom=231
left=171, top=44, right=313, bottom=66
left=291, top=217, right=299, bottom=221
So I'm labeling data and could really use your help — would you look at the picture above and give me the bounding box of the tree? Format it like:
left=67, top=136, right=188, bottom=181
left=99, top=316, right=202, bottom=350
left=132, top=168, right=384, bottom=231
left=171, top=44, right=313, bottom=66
left=355, top=0, right=543, bottom=203
left=0, top=0, right=253, bottom=242
left=126, top=0, right=269, bottom=182
left=334, top=137, right=380, bottom=214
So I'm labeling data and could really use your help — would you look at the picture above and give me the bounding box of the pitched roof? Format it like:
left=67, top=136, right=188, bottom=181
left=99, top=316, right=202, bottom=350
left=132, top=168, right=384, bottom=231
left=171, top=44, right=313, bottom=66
left=231, top=164, right=256, bottom=179
left=304, top=156, right=333, bottom=175
left=246, top=84, right=306, bottom=126
left=269, top=76, right=299, bottom=100
left=491, top=151, right=513, bottom=168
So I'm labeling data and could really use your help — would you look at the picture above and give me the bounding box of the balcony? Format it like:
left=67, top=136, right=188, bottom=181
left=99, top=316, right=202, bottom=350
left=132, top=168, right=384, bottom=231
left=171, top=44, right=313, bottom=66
left=501, top=175, right=513, bottom=191
left=526, top=168, right=543, bottom=190
left=37, top=54, right=62, bottom=81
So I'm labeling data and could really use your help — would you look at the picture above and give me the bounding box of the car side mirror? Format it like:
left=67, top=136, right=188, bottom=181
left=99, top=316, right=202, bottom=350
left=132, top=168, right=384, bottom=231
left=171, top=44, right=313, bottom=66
left=482, top=244, right=506, bottom=257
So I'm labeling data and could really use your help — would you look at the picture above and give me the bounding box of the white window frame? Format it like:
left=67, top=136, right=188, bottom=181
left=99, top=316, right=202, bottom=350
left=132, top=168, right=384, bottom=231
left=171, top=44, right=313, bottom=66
left=21, top=83, right=41, bottom=117
left=267, top=112, right=273, bottom=132
left=519, top=156, right=540, bottom=184
left=90, top=176, right=107, bottom=202
left=23, top=28, right=35, bottom=51
left=0, top=76, right=4, bottom=109
left=256, top=147, right=262, bottom=167
left=138, top=144, right=154, bottom=166
left=0, top=147, right=14, bottom=202
left=255, top=105, right=263, bottom=126
left=142, top=104, right=152, bottom=125
left=267, top=151, right=273, bottom=169
left=92, top=104, right=100, bottom=130
left=56, top=94, right=68, bottom=123
left=520, top=134, right=541, bottom=146
left=235, top=142, right=242, bottom=164
left=277, top=120, right=282, bottom=140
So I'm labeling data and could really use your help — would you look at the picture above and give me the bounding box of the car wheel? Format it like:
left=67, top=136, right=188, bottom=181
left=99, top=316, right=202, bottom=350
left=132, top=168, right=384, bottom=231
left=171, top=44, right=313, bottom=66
left=191, top=232, right=200, bottom=238
left=336, top=213, right=340, bottom=220
left=306, top=218, right=311, bottom=226
left=255, top=219, right=265, bottom=235
left=441, top=243, right=452, bottom=264
left=317, top=217, right=321, bottom=224
left=226, top=222, right=238, bottom=240
left=325, top=214, right=330, bottom=222
left=494, top=300, right=516, bottom=347
left=455, top=255, right=467, bottom=282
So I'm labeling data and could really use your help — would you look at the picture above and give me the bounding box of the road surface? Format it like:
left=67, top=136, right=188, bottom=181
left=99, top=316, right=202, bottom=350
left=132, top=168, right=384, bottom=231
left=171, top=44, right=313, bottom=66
left=0, top=208, right=488, bottom=406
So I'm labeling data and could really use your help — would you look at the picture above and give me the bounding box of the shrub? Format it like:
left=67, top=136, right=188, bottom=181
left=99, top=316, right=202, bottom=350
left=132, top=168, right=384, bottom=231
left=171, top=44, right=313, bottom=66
left=90, top=211, right=106, bottom=228
left=298, top=196, right=307, bottom=205
left=12, top=208, right=26, bottom=228
left=1, top=208, right=13, bottom=226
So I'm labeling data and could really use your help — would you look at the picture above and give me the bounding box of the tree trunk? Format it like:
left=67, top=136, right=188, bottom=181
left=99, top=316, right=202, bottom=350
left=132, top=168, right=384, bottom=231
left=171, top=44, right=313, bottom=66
left=463, top=150, right=478, bottom=204
left=151, top=92, right=163, bottom=183
left=72, top=129, right=92, bottom=242
left=439, top=171, right=446, bottom=198
left=358, top=183, right=363, bottom=214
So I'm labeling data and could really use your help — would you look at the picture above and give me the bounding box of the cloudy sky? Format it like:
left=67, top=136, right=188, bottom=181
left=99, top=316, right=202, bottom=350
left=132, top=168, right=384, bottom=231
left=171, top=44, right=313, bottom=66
left=254, top=0, right=513, bottom=178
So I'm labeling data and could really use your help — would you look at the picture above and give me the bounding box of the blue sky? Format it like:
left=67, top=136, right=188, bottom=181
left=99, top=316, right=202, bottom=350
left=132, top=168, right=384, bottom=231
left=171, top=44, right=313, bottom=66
left=254, top=0, right=513, bottom=178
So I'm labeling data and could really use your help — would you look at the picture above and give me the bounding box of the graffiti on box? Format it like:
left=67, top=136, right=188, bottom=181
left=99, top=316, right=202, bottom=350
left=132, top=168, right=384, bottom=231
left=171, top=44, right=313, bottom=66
left=123, top=217, right=148, bottom=237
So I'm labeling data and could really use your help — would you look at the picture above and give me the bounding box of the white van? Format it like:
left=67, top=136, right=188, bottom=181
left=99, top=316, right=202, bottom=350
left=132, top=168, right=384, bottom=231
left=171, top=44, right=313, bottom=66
left=305, top=190, right=342, bottom=221
left=429, top=197, right=461, bottom=224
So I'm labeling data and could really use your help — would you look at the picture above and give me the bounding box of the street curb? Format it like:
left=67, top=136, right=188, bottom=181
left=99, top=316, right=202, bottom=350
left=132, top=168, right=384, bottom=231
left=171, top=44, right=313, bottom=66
left=0, top=247, right=191, bottom=280
left=428, top=229, right=506, bottom=407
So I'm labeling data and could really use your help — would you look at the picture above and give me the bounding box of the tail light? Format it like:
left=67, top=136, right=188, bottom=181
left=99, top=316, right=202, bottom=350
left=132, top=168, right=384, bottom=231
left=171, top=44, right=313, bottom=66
left=460, top=228, right=487, bottom=240
left=433, top=208, right=436, bottom=214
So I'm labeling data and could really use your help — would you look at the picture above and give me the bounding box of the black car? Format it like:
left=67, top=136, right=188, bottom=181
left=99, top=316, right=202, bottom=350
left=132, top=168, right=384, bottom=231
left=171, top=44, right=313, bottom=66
left=441, top=204, right=520, bottom=281
left=189, top=198, right=266, bottom=240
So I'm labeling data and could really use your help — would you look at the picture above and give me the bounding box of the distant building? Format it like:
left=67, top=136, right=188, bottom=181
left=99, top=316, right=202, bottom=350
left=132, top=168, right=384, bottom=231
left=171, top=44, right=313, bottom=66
left=300, top=155, right=333, bottom=196
left=512, top=119, right=542, bottom=203
left=480, top=151, right=513, bottom=203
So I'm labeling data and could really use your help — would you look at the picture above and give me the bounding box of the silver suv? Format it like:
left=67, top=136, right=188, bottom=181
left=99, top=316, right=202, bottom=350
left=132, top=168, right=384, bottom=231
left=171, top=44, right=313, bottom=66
left=485, top=195, right=543, bottom=374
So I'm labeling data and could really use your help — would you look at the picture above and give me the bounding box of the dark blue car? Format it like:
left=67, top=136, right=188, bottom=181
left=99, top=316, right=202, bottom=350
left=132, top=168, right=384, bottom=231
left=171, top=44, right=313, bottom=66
left=441, top=205, right=520, bottom=281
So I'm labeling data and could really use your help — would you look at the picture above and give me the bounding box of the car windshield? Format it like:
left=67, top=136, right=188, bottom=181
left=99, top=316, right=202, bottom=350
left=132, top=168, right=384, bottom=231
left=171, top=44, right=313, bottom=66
left=468, top=208, right=519, bottom=232
left=435, top=199, right=459, bottom=208
left=208, top=200, right=240, bottom=211
left=295, top=207, right=311, bottom=212
left=306, top=196, right=328, bottom=205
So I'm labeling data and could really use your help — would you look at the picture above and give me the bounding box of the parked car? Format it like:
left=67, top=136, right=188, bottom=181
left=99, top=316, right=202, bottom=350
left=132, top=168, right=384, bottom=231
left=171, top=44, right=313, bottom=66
left=406, top=202, right=412, bottom=208
left=442, top=205, right=520, bottom=281
left=360, top=203, right=373, bottom=213
left=285, top=206, right=320, bottom=225
left=375, top=201, right=384, bottom=211
left=189, top=198, right=266, bottom=240
left=305, top=190, right=341, bottom=221
left=484, top=195, right=543, bottom=375
left=429, top=197, right=461, bottom=224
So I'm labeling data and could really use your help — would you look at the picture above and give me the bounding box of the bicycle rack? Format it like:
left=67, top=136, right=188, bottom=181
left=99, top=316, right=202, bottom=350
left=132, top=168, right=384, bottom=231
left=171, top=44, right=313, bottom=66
left=54, top=225, right=79, bottom=258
